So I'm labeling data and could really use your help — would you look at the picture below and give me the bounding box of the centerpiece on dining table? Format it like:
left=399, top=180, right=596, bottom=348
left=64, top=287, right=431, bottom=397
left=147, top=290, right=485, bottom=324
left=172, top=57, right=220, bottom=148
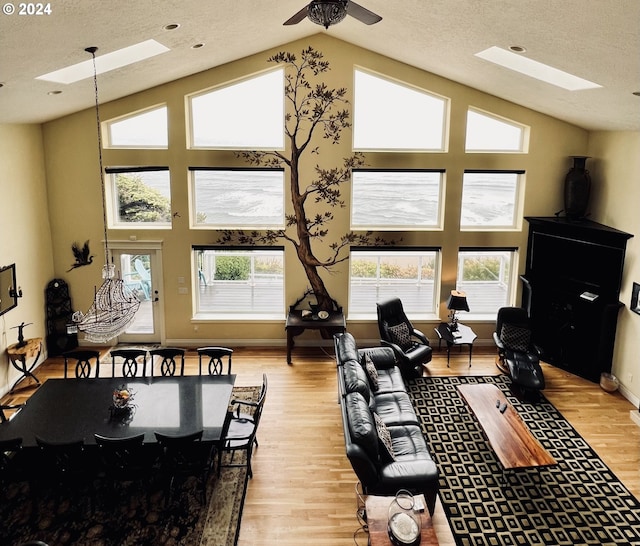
left=109, top=384, right=136, bottom=421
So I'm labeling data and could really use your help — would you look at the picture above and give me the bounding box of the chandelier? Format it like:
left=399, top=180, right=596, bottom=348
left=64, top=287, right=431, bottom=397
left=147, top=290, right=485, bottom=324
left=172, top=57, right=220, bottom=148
left=307, top=0, right=348, bottom=29
left=72, top=47, right=140, bottom=343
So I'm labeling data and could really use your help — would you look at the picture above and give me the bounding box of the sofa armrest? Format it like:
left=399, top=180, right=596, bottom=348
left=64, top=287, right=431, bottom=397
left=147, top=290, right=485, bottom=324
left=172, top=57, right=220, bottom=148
left=412, top=328, right=430, bottom=346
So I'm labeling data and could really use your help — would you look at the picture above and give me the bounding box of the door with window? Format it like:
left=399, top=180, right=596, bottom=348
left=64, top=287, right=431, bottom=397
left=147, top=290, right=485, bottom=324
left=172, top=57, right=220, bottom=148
left=112, top=249, right=163, bottom=343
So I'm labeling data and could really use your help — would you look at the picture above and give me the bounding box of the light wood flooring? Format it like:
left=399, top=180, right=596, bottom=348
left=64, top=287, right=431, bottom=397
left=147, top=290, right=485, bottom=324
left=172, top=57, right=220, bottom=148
left=2, top=345, right=639, bottom=545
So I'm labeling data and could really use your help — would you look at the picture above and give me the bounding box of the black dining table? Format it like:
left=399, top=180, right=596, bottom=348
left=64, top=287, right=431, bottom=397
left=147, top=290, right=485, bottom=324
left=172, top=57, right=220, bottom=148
left=0, top=375, right=236, bottom=447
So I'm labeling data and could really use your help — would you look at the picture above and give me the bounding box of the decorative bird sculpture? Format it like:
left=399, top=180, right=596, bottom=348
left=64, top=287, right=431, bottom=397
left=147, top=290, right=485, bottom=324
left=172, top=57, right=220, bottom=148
left=67, top=240, right=94, bottom=272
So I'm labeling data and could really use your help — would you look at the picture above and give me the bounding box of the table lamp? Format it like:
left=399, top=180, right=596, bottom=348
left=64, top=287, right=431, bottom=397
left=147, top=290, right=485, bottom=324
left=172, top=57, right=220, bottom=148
left=447, top=290, right=469, bottom=332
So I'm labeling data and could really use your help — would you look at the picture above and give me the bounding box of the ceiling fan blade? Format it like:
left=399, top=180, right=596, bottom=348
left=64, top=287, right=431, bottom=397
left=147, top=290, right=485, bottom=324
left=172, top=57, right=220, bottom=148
left=283, top=6, right=309, bottom=25
left=346, top=1, right=382, bottom=25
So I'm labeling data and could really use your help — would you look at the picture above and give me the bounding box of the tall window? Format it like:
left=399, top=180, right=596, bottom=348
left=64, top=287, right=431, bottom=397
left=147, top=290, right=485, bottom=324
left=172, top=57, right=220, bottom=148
left=455, top=249, right=517, bottom=318
left=190, top=168, right=284, bottom=228
left=349, top=249, right=440, bottom=318
left=194, top=248, right=284, bottom=317
left=105, top=167, right=171, bottom=227
left=353, top=69, right=448, bottom=151
left=465, top=108, right=528, bottom=152
left=105, top=105, right=168, bottom=148
left=460, top=171, right=524, bottom=230
left=351, top=170, right=444, bottom=230
left=188, top=69, right=284, bottom=149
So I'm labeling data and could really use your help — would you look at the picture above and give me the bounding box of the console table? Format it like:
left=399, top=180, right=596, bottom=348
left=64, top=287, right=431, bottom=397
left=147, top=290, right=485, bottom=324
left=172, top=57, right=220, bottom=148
left=7, top=337, right=42, bottom=392
left=433, top=323, right=476, bottom=367
left=285, top=309, right=345, bottom=364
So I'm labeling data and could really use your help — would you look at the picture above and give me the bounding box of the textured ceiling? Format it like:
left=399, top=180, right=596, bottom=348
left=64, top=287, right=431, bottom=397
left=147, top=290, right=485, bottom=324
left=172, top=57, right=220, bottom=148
left=0, top=0, right=638, bottom=130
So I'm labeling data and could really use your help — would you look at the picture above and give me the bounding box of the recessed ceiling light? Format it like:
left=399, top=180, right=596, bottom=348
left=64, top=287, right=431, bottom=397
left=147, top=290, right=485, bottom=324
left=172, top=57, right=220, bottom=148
left=47, top=90, right=62, bottom=95
left=509, top=45, right=527, bottom=53
left=475, top=46, right=602, bottom=91
left=35, top=39, right=170, bottom=84
left=164, top=23, right=180, bottom=31
left=191, top=43, right=205, bottom=49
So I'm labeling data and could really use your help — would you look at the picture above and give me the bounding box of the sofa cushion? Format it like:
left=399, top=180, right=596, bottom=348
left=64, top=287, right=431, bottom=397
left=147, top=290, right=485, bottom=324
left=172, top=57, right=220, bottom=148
left=388, top=424, right=432, bottom=460
left=388, top=322, right=412, bottom=350
left=343, top=360, right=371, bottom=403
left=345, top=393, right=379, bottom=461
left=373, top=412, right=395, bottom=462
left=370, top=392, right=420, bottom=427
left=335, top=332, right=360, bottom=363
left=358, top=346, right=397, bottom=370
left=375, top=367, right=406, bottom=394
left=363, top=354, right=379, bottom=391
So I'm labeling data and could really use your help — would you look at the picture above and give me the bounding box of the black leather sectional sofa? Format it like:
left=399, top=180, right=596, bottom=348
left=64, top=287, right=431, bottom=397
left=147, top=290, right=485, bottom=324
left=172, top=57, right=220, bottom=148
left=335, top=332, right=439, bottom=515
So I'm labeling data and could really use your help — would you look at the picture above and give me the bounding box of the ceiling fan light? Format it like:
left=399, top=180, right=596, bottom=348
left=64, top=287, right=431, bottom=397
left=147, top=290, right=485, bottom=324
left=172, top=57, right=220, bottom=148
left=308, top=0, right=347, bottom=29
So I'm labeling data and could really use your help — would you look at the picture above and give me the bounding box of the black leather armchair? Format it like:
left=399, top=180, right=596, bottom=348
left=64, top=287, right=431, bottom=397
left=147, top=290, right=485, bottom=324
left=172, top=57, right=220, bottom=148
left=493, top=306, right=545, bottom=399
left=376, top=297, right=432, bottom=379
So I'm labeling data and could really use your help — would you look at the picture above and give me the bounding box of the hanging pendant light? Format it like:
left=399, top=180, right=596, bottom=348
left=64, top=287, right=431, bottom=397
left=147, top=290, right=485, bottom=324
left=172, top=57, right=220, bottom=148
left=72, top=46, right=140, bottom=343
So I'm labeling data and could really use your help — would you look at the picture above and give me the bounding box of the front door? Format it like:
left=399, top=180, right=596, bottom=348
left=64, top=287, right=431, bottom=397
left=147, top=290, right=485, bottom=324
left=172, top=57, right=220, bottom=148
left=112, top=249, right=163, bottom=344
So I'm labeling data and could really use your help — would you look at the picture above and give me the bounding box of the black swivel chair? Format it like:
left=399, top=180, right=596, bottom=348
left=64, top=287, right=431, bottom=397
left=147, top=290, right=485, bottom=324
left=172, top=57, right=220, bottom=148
left=197, top=347, right=233, bottom=375
left=376, top=297, right=432, bottom=379
left=493, top=306, right=546, bottom=400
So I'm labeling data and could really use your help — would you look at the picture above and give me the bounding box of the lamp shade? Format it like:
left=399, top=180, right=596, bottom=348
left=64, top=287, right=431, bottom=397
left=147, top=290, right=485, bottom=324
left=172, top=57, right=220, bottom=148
left=446, top=290, right=469, bottom=312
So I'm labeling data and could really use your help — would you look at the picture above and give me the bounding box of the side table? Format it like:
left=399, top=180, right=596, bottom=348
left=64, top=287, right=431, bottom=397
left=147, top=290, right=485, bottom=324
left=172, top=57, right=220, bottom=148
left=285, top=309, right=345, bottom=364
left=433, top=323, right=476, bottom=367
left=364, top=494, right=439, bottom=545
left=7, top=337, right=42, bottom=392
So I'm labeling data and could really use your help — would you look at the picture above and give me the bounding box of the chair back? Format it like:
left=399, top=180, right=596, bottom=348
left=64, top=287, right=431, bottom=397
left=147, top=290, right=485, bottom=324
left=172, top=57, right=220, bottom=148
left=197, top=346, right=233, bottom=375
left=35, top=436, right=87, bottom=478
left=110, top=349, right=148, bottom=377
left=376, top=297, right=413, bottom=346
left=150, top=348, right=185, bottom=377
left=94, top=433, right=150, bottom=478
left=154, top=429, right=212, bottom=475
left=0, top=437, right=23, bottom=476
left=496, top=306, right=529, bottom=334
left=0, top=404, right=23, bottom=423
left=63, top=350, right=101, bottom=378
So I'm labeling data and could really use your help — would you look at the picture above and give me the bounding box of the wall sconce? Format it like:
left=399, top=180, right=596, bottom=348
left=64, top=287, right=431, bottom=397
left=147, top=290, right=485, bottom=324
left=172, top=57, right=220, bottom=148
left=9, top=286, right=23, bottom=298
left=447, top=289, right=469, bottom=331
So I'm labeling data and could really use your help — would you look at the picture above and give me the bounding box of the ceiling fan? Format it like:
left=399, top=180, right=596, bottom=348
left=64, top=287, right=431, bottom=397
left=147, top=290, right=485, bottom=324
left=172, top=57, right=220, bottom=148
left=284, top=1, right=382, bottom=29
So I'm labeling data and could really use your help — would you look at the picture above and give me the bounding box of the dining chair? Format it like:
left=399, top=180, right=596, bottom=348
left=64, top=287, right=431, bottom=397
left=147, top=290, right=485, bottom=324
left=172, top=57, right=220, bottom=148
left=222, top=373, right=268, bottom=479
left=154, top=429, right=214, bottom=505
left=197, top=346, right=233, bottom=376
left=94, top=433, right=157, bottom=506
left=0, top=437, right=28, bottom=496
left=149, top=348, right=185, bottom=377
left=110, top=348, right=148, bottom=378
left=63, top=349, right=101, bottom=378
left=35, top=436, right=95, bottom=512
left=0, top=403, right=23, bottom=423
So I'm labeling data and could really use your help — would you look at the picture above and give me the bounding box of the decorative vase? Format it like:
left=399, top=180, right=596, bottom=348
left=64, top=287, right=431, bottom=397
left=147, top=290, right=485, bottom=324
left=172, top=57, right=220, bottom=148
left=387, top=490, right=421, bottom=546
left=564, top=156, right=591, bottom=220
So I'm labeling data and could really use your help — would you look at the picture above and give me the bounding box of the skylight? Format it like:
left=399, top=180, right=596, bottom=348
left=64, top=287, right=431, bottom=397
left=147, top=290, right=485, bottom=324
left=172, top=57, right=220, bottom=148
left=35, top=40, right=170, bottom=84
left=475, top=46, right=601, bottom=91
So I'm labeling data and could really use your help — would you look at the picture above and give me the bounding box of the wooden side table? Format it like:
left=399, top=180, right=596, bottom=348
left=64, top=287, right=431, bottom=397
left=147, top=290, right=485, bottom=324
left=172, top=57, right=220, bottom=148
left=285, top=309, right=345, bottom=364
left=365, top=494, right=439, bottom=545
left=7, top=337, right=42, bottom=392
left=434, top=323, right=476, bottom=367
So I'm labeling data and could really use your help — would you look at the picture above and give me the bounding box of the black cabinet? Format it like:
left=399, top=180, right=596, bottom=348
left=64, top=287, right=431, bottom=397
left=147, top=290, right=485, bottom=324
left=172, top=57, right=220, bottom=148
left=521, top=217, right=633, bottom=383
left=45, top=278, right=78, bottom=356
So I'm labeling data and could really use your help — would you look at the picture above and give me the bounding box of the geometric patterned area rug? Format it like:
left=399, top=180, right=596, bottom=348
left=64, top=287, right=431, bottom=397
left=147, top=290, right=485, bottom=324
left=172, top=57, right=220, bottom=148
left=0, top=386, right=258, bottom=546
left=405, top=375, right=640, bottom=546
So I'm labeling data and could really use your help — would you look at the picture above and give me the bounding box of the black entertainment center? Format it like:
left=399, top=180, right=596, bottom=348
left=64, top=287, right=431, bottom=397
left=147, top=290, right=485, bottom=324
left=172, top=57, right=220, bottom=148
left=521, top=217, right=633, bottom=383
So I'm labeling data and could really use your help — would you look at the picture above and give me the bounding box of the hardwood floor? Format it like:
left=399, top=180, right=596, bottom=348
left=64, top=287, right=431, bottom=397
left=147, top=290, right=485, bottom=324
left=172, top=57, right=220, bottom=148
left=2, top=344, right=639, bottom=545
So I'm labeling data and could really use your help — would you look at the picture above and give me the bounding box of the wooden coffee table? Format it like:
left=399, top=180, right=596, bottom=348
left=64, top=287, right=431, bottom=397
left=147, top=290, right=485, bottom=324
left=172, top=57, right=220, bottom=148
left=458, top=383, right=557, bottom=483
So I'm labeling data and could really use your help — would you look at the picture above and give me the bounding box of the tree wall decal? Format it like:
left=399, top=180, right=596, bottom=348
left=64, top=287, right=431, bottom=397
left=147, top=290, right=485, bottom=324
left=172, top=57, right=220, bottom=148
left=219, top=46, right=396, bottom=312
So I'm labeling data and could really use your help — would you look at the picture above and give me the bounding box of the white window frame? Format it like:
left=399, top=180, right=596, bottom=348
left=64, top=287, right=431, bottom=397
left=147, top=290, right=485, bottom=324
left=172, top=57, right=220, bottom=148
left=351, top=169, right=445, bottom=231
left=353, top=68, right=449, bottom=152
left=187, top=68, right=285, bottom=150
left=104, top=104, right=168, bottom=149
left=465, top=107, right=529, bottom=153
left=105, top=167, right=172, bottom=229
left=348, top=248, right=441, bottom=320
left=455, top=248, right=518, bottom=321
left=460, top=170, right=525, bottom=231
left=189, top=167, right=285, bottom=229
left=193, top=247, right=285, bottom=320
